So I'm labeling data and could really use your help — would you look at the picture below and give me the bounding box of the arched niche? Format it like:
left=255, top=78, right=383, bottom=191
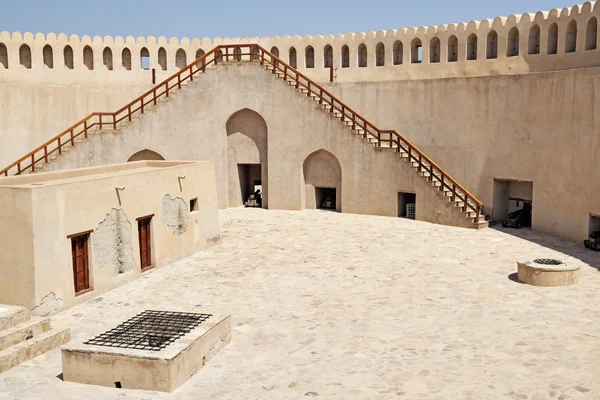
left=289, top=47, right=297, bottom=68
left=127, top=149, right=165, bottom=162
left=323, top=45, right=333, bottom=68
left=341, top=45, right=350, bottom=68
left=83, top=45, right=94, bottom=70
left=122, top=48, right=132, bottom=70
left=175, top=48, right=187, bottom=69
left=393, top=40, right=403, bottom=65
left=358, top=43, right=367, bottom=67
left=19, top=44, right=31, bottom=69
left=64, top=45, right=74, bottom=69
left=103, top=47, right=113, bottom=70
left=305, top=45, right=314, bottom=68
left=303, top=149, right=342, bottom=212
left=43, top=45, right=53, bottom=68
left=226, top=109, right=269, bottom=208
left=375, top=42, right=385, bottom=66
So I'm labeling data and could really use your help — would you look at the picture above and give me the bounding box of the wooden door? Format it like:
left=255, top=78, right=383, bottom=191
left=138, top=217, right=152, bottom=269
left=71, top=234, right=90, bottom=293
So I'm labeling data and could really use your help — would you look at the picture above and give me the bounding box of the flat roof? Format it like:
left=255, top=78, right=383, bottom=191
left=0, top=161, right=207, bottom=189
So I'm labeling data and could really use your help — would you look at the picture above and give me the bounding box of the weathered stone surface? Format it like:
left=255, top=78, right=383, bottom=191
left=31, top=293, right=63, bottom=317
left=162, top=194, right=189, bottom=236
left=93, top=208, right=134, bottom=276
left=0, top=209, right=598, bottom=398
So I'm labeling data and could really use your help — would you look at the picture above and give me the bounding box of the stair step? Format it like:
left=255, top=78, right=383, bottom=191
left=0, top=317, right=51, bottom=351
left=0, top=306, right=30, bottom=332
left=0, top=327, right=70, bottom=374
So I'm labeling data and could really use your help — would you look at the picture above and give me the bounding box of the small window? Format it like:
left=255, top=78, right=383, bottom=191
left=398, top=192, right=416, bottom=220
left=190, top=197, right=198, bottom=212
left=140, top=47, right=150, bottom=70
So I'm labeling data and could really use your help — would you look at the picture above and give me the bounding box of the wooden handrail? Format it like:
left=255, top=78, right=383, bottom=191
left=0, top=44, right=483, bottom=222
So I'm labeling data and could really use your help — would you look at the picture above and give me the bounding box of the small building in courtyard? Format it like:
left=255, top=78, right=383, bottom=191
left=0, top=160, right=220, bottom=314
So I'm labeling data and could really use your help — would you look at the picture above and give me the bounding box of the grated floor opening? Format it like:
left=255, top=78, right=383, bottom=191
left=84, top=310, right=212, bottom=351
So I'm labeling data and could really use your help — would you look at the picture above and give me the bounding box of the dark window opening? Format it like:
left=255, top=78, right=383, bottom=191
left=316, top=187, right=336, bottom=210
left=398, top=192, right=416, bottom=219
left=190, top=198, right=198, bottom=212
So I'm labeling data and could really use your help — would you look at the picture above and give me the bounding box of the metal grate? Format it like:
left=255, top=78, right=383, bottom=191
left=533, top=258, right=563, bottom=266
left=406, top=204, right=416, bottom=220
left=84, top=310, right=212, bottom=351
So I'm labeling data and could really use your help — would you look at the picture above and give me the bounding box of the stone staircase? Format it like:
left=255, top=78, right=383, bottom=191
left=262, top=64, right=488, bottom=227
left=1, top=44, right=486, bottom=228
left=0, top=305, right=70, bottom=374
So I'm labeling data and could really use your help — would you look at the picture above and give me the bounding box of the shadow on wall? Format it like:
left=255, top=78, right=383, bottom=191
left=492, top=226, right=600, bottom=272
left=127, top=149, right=165, bottom=162
left=302, top=149, right=342, bottom=212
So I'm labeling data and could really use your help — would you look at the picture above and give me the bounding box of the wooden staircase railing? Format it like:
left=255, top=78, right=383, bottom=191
left=0, top=44, right=483, bottom=222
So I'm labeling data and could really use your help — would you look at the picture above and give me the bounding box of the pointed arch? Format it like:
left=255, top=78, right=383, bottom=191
left=323, top=45, right=333, bottom=68
left=447, top=35, right=458, bottom=62
left=140, top=47, right=150, bottom=69
left=548, top=23, right=558, bottom=54
left=83, top=45, right=93, bottom=70
left=289, top=47, right=297, bottom=68
left=175, top=48, right=187, bottom=69
left=63, top=45, right=73, bottom=69
left=127, top=149, right=165, bottom=162
left=270, top=46, right=279, bottom=67
left=486, top=31, right=498, bottom=59
left=430, top=37, right=440, bottom=63
left=566, top=20, right=577, bottom=53
left=226, top=108, right=269, bottom=208
left=305, top=45, right=314, bottom=68
left=507, top=27, right=519, bottom=57
left=467, top=33, right=478, bottom=60
left=303, top=149, right=342, bottom=212
left=358, top=43, right=367, bottom=67
left=0, top=43, right=7, bottom=68
left=103, top=47, right=113, bottom=70
left=586, top=17, right=597, bottom=50
left=528, top=25, right=541, bottom=54
left=411, top=38, right=422, bottom=63
left=195, top=48, right=205, bottom=68
left=393, top=40, right=403, bottom=65
left=341, top=45, right=349, bottom=68
left=19, top=44, right=31, bottom=69
left=122, top=48, right=131, bottom=70
left=375, top=42, right=385, bottom=66
left=158, top=47, right=167, bottom=70
left=43, top=44, right=53, bottom=68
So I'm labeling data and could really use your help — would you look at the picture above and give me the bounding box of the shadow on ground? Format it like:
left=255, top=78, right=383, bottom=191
left=492, top=226, right=600, bottom=272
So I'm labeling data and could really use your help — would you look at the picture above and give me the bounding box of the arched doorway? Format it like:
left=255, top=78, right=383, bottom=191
left=302, top=149, right=341, bottom=212
left=226, top=109, right=268, bottom=208
left=127, top=149, right=165, bottom=162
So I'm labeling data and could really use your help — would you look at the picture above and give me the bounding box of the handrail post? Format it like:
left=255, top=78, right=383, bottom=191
left=451, top=184, right=456, bottom=203
left=177, top=73, right=181, bottom=89
left=284, top=65, right=287, bottom=80
left=377, top=130, right=381, bottom=147
left=58, top=137, right=62, bottom=155
left=17, top=162, right=21, bottom=175
left=99, top=115, right=103, bottom=130
left=295, top=73, right=299, bottom=89
left=225, top=47, right=229, bottom=62
left=165, top=82, right=169, bottom=98
left=441, top=175, right=444, bottom=190
left=113, top=114, right=116, bottom=130
left=319, top=89, right=323, bottom=105
left=44, top=146, right=48, bottom=163
left=153, top=89, right=157, bottom=106
left=141, top=98, right=145, bottom=114
left=189, top=65, right=193, bottom=81
left=70, top=129, right=74, bottom=146
left=202, top=58, right=206, bottom=72
left=352, top=113, right=356, bottom=130
left=152, top=68, right=156, bottom=84
left=307, top=82, right=311, bottom=97
left=260, top=49, right=264, bottom=65
left=330, top=66, right=334, bottom=82
left=84, top=120, right=88, bottom=138
left=31, top=154, right=35, bottom=172
left=128, top=105, right=132, bottom=121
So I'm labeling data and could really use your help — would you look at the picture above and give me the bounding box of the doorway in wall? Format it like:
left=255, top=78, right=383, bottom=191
left=590, top=214, right=600, bottom=234
left=493, top=179, right=533, bottom=228
left=238, top=164, right=263, bottom=207
left=137, top=215, right=153, bottom=271
left=316, top=187, right=336, bottom=210
left=70, top=232, right=91, bottom=294
left=398, top=192, right=416, bottom=219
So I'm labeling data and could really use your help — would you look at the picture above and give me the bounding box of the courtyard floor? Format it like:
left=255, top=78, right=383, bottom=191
left=0, top=208, right=599, bottom=399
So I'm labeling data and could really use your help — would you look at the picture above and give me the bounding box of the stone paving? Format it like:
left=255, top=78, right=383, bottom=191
left=0, top=208, right=599, bottom=399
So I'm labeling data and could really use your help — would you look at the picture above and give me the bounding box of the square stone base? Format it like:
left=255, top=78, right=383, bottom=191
left=61, top=313, right=231, bottom=392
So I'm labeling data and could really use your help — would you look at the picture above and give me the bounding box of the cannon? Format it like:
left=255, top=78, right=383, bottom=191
left=584, top=231, right=600, bottom=251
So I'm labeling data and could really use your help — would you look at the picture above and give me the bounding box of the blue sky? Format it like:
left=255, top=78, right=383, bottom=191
left=0, top=0, right=577, bottom=38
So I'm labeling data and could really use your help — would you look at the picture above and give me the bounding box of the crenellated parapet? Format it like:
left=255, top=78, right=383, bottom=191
left=0, top=1, right=598, bottom=82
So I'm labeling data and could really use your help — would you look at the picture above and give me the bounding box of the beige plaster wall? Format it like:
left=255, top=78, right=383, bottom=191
left=323, top=67, right=600, bottom=242
left=33, top=63, right=477, bottom=229
left=0, top=161, right=220, bottom=312
left=0, top=188, right=35, bottom=307
left=1, top=2, right=600, bottom=174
